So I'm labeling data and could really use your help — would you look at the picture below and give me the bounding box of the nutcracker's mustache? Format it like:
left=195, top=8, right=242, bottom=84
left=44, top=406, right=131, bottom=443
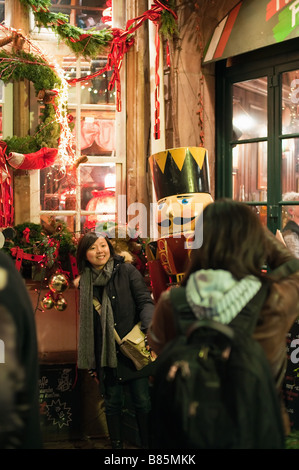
left=158, top=216, right=196, bottom=227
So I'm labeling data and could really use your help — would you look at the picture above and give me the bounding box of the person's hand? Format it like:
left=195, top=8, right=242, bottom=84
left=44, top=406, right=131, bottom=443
left=263, top=226, right=293, bottom=268
left=275, top=229, right=286, bottom=246
left=150, top=350, right=157, bottom=360
left=88, top=369, right=99, bottom=384
left=145, top=334, right=157, bottom=359
left=73, top=275, right=80, bottom=288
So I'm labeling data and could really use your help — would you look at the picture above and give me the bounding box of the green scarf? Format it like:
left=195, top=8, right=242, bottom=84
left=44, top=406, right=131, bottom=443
left=77, top=258, right=117, bottom=370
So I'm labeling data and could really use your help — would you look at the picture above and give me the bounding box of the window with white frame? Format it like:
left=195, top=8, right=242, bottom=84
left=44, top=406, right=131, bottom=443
left=29, top=0, right=126, bottom=236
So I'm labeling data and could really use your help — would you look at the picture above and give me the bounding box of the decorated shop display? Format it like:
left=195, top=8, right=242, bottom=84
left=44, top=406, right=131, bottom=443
left=2, top=219, right=78, bottom=283
left=0, top=0, right=179, bottom=300
left=147, top=147, right=213, bottom=301
left=1, top=219, right=78, bottom=313
left=20, top=0, right=178, bottom=133
left=0, top=0, right=178, bottom=233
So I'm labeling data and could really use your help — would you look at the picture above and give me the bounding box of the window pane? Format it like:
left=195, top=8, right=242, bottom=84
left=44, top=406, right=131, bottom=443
left=62, top=57, right=77, bottom=103
left=0, top=2, right=4, bottom=23
left=281, top=138, right=299, bottom=194
left=54, top=215, right=76, bottom=234
left=79, top=109, right=115, bottom=156
left=80, top=59, right=114, bottom=106
left=254, top=205, right=267, bottom=226
left=233, top=78, right=267, bottom=140
left=40, top=165, right=78, bottom=211
left=80, top=164, right=116, bottom=232
left=282, top=70, right=299, bottom=135
left=232, top=141, right=267, bottom=202
left=62, top=57, right=114, bottom=106
left=50, top=0, right=110, bottom=29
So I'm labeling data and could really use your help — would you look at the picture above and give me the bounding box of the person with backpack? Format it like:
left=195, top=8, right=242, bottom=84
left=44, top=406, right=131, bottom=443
left=148, top=198, right=299, bottom=448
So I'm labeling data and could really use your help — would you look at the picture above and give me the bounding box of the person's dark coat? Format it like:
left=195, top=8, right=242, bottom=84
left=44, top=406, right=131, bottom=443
left=93, top=254, right=154, bottom=382
left=0, top=251, right=42, bottom=449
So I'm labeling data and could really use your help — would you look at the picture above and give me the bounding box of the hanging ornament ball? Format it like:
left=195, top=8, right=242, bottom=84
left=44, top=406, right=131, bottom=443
left=49, top=273, right=69, bottom=293
left=55, top=296, right=68, bottom=311
left=41, top=295, right=54, bottom=310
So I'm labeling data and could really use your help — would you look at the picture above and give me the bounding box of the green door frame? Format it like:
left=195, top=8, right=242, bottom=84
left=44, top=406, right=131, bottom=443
left=215, top=38, right=299, bottom=233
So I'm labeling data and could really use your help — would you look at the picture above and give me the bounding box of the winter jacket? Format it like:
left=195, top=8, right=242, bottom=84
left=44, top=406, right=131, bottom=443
left=94, top=255, right=154, bottom=382
left=0, top=251, right=42, bottom=449
left=148, top=230, right=299, bottom=434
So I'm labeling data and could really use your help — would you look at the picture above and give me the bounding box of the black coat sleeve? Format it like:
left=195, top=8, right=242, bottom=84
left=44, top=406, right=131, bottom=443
left=0, top=251, right=42, bottom=449
left=126, top=263, right=154, bottom=330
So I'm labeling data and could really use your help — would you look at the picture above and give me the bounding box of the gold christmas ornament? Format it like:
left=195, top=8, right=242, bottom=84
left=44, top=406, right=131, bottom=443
left=55, top=296, right=68, bottom=311
left=41, top=295, right=54, bottom=310
left=49, top=273, right=69, bottom=293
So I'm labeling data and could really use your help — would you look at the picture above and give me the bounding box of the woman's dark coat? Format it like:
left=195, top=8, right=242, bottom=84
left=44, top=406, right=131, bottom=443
left=93, top=255, right=154, bottom=382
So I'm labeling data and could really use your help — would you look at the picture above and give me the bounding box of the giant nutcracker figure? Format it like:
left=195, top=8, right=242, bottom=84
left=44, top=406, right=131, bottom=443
left=147, top=147, right=213, bottom=302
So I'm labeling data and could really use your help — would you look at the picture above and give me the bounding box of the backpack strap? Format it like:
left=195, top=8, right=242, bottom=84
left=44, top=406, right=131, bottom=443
left=229, top=281, right=268, bottom=335
left=170, top=281, right=269, bottom=337
left=169, top=286, right=195, bottom=335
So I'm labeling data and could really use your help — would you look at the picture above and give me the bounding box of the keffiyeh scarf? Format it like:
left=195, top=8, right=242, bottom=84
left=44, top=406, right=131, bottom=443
left=186, top=269, right=262, bottom=324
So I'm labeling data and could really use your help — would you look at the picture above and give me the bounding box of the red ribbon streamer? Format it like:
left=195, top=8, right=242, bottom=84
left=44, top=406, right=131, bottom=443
left=0, top=141, right=13, bottom=228
left=69, top=254, right=79, bottom=279
left=166, top=41, right=171, bottom=67
left=154, top=23, right=160, bottom=140
left=10, top=244, right=79, bottom=281
left=67, top=0, right=177, bottom=137
left=23, top=227, right=30, bottom=243
left=10, top=246, right=46, bottom=271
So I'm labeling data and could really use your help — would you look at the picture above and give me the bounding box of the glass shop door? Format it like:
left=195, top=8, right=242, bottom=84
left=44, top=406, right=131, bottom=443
left=216, top=49, right=299, bottom=235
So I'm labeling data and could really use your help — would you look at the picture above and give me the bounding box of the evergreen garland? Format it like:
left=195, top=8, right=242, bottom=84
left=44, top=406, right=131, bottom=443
left=19, top=0, right=116, bottom=59
left=160, top=1, right=179, bottom=39
left=19, top=0, right=178, bottom=58
left=0, top=49, right=62, bottom=153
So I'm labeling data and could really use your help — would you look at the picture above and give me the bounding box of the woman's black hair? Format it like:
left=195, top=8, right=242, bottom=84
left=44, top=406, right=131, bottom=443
left=76, top=232, right=115, bottom=273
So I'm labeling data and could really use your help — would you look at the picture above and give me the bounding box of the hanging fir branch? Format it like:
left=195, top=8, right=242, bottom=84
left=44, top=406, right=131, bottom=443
left=0, top=49, right=60, bottom=91
left=19, top=0, right=178, bottom=59
left=160, top=1, right=179, bottom=39
left=19, top=0, right=114, bottom=59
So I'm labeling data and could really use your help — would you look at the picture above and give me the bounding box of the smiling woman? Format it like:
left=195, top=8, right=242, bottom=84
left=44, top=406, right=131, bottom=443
left=86, top=236, right=111, bottom=269
left=75, top=231, right=154, bottom=449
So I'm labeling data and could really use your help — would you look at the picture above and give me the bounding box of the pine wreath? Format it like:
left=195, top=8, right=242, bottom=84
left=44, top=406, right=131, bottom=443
left=0, top=49, right=63, bottom=154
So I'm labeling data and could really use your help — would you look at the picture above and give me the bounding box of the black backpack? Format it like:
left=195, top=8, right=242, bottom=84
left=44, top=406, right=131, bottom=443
left=150, top=284, right=285, bottom=449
